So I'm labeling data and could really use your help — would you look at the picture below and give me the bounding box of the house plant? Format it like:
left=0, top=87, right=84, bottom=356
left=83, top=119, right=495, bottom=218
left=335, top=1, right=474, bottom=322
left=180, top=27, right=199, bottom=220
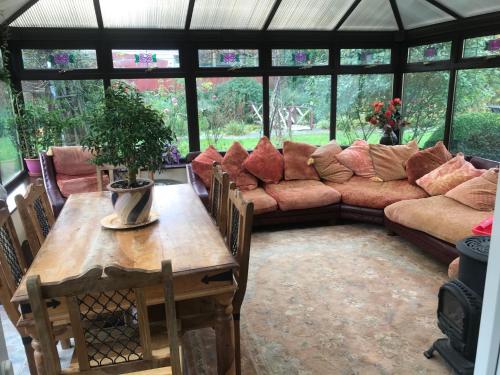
left=366, top=98, right=409, bottom=145
left=82, top=83, right=174, bottom=226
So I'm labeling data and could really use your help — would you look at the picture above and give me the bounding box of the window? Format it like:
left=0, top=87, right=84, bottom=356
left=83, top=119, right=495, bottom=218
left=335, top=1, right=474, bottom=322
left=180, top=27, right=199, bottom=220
left=407, top=42, right=452, bottom=63
left=21, top=80, right=104, bottom=146
left=0, top=81, right=22, bottom=184
left=198, top=50, right=259, bottom=68
left=402, top=71, right=449, bottom=146
left=451, top=68, right=500, bottom=161
left=112, top=50, right=180, bottom=69
left=463, top=34, right=500, bottom=58
left=196, top=77, right=263, bottom=150
left=269, top=75, right=331, bottom=147
left=336, top=74, right=393, bottom=145
left=113, top=79, right=189, bottom=156
left=340, top=49, right=391, bottom=65
left=272, top=49, right=329, bottom=67
left=22, top=49, right=97, bottom=70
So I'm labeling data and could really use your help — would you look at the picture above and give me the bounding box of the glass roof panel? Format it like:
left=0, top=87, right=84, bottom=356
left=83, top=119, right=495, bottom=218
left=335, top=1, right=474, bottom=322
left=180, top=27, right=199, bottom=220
left=10, top=0, right=98, bottom=28
left=190, top=0, right=275, bottom=30
left=396, top=0, right=454, bottom=29
left=434, top=0, right=500, bottom=17
left=100, top=0, right=189, bottom=29
left=340, top=0, right=398, bottom=31
left=0, top=0, right=30, bottom=24
left=268, top=0, right=356, bottom=30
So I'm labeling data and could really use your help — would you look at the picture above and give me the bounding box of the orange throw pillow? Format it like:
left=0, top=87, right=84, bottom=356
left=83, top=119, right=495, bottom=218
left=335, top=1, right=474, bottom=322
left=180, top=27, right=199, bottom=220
left=283, top=141, right=319, bottom=181
left=309, top=140, right=353, bottom=183
left=369, top=140, right=418, bottom=181
left=445, top=168, right=498, bottom=211
left=221, top=142, right=258, bottom=191
left=336, top=140, right=375, bottom=178
left=243, top=136, right=284, bottom=184
left=416, top=153, right=484, bottom=196
left=52, top=146, right=96, bottom=176
left=191, top=145, right=223, bottom=188
left=405, top=141, right=452, bottom=185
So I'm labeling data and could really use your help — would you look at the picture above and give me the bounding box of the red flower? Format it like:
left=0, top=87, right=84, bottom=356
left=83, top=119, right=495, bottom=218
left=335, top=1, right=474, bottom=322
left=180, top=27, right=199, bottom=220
left=388, top=119, right=396, bottom=127
left=384, top=110, right=392, bottom=120
left=391, top=98, right=402, bottom=106
left=388, top=104, right=396, bottom=112
left=369, top=117, right=378, bottom=125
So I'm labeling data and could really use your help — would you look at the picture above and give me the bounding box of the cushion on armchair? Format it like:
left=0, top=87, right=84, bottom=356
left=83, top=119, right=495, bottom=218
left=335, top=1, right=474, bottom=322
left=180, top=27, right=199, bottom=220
left=191, top=146, right=223, bottom=188
left=405, top=141, right=452, bottom=185
left=308, top=140, right=353, bottom=183
left=243, top=136, right=284, bottom=184
left=283, top=141, right=319, bottom=181
left=51, top=146, right=96, bottom=176
left=221, top=142, right=258, bottom=191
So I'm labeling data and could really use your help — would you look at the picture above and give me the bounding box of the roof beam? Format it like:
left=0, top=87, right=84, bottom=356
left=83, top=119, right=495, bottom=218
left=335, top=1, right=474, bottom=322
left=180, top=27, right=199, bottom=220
left=333, top=0, right=362, bottom=31
left=1, top=0, right=39, bottom=27
left=262, top=0, right=282, bottom=31
left=423, top=0, right=463, bottom=20
left=389, top=0, right=404, bottom=31
left=93, top=0, right=104, bottom=29
left=185, top=0, right=195, bottom=30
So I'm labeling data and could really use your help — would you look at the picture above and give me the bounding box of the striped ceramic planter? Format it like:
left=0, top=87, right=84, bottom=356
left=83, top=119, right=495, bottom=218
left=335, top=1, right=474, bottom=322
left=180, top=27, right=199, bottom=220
left=107, top=179, right=154, bottom=225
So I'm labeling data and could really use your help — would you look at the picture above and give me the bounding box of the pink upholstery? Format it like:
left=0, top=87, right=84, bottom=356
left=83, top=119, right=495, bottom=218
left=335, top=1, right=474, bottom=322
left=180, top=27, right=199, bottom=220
left=56, top=173, right=108, bottom=198
left=241, top=188, right=278, bottom=215
left=448, top=258, right=460, bottom=279
left=51, top=146, right=96, bottom=176
left=264, top=180, right=341, bottom=211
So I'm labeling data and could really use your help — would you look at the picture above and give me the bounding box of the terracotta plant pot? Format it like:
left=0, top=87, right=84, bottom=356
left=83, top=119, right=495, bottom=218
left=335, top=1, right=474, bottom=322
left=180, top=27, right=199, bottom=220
left=25, top=158, right=42, bottom=177
left=107, top=179, right=154, bottom=225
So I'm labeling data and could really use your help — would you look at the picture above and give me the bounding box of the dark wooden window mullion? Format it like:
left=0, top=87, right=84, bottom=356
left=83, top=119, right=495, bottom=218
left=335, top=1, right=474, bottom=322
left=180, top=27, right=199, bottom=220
left=443, top=37, right=462, bottom=149
left=391, top=42, right=404, bottom=99
left=261, top=48, right=271, bottom=138
left=330, top=47, right=339, bottom=141
left=181, top=45, right=200, bottom=152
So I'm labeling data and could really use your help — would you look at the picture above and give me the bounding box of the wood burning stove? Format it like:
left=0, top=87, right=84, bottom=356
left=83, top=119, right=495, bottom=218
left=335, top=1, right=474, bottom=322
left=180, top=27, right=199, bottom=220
left=424, top=236, right=490, bottom=375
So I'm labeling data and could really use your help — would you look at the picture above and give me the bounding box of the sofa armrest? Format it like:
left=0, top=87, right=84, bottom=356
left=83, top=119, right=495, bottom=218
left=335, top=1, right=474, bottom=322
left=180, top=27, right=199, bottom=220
left=39, top=151, right=66, bottom=217
left=186, top=163, right=209, bottom=208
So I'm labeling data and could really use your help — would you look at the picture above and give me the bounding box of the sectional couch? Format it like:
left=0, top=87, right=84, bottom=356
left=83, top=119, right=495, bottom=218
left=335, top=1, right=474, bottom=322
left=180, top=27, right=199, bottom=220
left=187, top=150, right=497, bottom=265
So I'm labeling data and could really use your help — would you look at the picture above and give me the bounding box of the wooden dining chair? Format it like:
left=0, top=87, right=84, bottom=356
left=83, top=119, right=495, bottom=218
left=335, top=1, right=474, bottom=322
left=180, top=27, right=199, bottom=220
left=15, top=179, right=55, bottom=257
left=208, top=162, right=230, bottom=237
left=97, top=165, right=155, bottom=191
left=26, top=260, right=182, bottom=375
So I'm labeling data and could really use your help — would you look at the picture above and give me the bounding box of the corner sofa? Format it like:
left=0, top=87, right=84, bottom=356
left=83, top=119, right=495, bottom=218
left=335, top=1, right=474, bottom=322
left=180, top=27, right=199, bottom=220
left=187, top=150, right=497, bottom=265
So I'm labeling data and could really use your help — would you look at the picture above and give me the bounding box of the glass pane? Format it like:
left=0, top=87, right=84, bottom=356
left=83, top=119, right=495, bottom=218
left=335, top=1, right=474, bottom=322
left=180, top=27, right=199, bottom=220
left=21, top=80, right=104, bottom=146
left=463, top=34, right=500, bottom=58
left=269, top=75, right=331, bottom=147
left=0, top=81, right=22, bottom=184
left=396, top=0, right=453, bottom=29
left=340, top=0, right=398, bottom=31
left=197, top=77, right=263, bottom=151
left=10, top=0, right=98, bottom=28
left=22, top=49, right=97, bottom=70
left=112, top=79, right=189, bottom=157
left=408, top=42, right=452, bottom=63
left=340, top=49, right=391, bottom=65
left=433, top=0, right=500, bottom=18
left=112, top=50, right=180, bottom=69
left=402, top=71, right=449, bottom=147
left=272, top=49, right=329, bottom=67
left=451, top=68, right=500, bottom=160
left=198, top=50, right=259, bottom=68
left=336, top=74, right=393, bottom=145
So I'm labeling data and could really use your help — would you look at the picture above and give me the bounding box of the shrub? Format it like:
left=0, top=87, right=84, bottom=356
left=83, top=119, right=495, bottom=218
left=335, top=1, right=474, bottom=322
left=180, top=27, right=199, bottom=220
left=316, top=119, right=330, bottom=130
left=224, top=121, right=247, bottom=136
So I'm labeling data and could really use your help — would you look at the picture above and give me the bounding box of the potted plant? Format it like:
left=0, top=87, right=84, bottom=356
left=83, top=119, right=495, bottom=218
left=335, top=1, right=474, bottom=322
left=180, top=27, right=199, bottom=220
left=366, top=98, right=410, bottom=145
left=82, top=83, right=175, bottom=226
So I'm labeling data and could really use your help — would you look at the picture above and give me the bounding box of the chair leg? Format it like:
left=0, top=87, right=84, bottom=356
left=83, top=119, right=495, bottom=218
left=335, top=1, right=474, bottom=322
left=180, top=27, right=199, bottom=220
left=233, top=313, right=241, bottom=375
left=22, top=336, right=37, bottom=375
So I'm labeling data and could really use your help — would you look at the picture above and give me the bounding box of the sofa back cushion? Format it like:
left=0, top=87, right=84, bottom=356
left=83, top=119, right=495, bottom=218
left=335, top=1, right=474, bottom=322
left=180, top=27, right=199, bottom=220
left=191, top=145, right=223, bottom=188
left=52, top=146, right=96, bottom=176
left=416, top=153, right=484, bottom=196
left=335, top=139, right=375, bottom=178
left=369, top=140, right=418, bottom=181
left=308, top=140, right=353, bottom=183
left=445, top=168, right=498, bottom=211
left=221, top=142, right=258, bottom=191
left=283, top=141, right=319, bottom=181
left=405, top=141, right=453, bottom=185
left=243, top=136, right=284, bottom=184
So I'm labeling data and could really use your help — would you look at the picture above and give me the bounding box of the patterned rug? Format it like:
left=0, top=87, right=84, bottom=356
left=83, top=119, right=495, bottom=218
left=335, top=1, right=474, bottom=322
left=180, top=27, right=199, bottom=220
left=184, top=223, right=452, bottom=374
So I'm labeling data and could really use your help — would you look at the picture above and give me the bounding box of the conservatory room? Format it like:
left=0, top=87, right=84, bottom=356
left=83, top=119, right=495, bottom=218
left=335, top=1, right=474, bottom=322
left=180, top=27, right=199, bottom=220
left=0, top=0, right=499, bottom=374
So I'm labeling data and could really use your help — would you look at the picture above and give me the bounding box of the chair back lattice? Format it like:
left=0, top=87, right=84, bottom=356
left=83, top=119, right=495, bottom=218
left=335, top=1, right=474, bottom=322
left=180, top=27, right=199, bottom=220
left=226, top=183, right=254, bottom=313
left=209, top=162, right=230, bottom=237
left=27, top=261, right=182, bottom=375
left=15, top=179, right=55, bottom=257
left=97, top=165, right=155, bottom=192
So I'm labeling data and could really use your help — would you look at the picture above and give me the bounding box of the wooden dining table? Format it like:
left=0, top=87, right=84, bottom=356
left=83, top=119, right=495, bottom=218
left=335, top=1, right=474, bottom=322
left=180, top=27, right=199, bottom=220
left=12, top=184, right=238, bottom=375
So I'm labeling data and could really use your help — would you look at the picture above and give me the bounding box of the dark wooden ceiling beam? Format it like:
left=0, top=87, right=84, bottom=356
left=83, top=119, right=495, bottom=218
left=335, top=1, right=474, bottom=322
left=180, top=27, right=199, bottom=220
left=333, top=0, right=362, bottom=31
left=262, top=0, right=282, bottom=31
left=1, top=0, right=39, bottom=27
left=389, top=0, right=404, bottom=31
left=185, top=0, right=195, bottom=30
left=423, top=0, right=463, bottom=20
left=93, top=0, right=104, bottom=29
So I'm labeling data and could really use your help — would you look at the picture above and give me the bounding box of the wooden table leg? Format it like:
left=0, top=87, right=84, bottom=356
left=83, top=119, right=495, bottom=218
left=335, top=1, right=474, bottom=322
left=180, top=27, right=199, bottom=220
left=31, top=337, right=45, bottom=375
left=22, top=336, right=38, bottom=375
left=214, top=293, right=236, bottom=375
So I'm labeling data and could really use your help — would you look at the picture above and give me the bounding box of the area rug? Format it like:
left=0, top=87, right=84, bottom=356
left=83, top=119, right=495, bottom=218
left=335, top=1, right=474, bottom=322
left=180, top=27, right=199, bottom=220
left=184, top=223, right=452, bottom=374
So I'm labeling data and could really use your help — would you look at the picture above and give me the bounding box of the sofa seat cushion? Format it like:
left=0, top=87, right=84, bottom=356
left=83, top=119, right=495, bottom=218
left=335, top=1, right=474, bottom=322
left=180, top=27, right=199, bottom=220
left=325, top=176, right=428, bottom=209
left=264, top=180, right=340, bottom=211
left=51, top=146, right=96, bottom=176
left=56, top=173, right=107, bottom=198
left=384, top=195, right=492, bottom=245
left=241, top=188, right=278, bottom=215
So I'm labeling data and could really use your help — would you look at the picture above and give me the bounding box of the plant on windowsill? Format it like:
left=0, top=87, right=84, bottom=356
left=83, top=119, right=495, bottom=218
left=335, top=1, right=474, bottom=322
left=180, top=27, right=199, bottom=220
left=366, top=98, right=410, bottom=145
left=82, top=83, right=175, bottom=226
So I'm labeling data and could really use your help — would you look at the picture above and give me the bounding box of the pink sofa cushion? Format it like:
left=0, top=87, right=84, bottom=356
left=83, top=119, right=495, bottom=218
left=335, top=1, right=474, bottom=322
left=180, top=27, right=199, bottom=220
left=283, top=141, right=319, bottom=181
left=241, top=188, right=278, bottom=215
left=56, top=173, right=108, bottom=198
left=52, top=146, right=96, bottom=176
left=243, top=137, right=284, bottom=184
left=405, top=141, right=452, bottom=185
left=336, top=140, right=376, bottom=178
left=221, top=142, right=258, bottom=191
left=264, top=180, right=340, bottom=211
left=191, top=146, right=223, bottom=188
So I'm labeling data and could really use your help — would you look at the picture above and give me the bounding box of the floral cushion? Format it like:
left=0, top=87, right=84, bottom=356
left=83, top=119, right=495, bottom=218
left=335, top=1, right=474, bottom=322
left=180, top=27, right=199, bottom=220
left=405, top=141, right=452, bottom=185
left=308, top=140, right=353, bottom=183
left=221, top=142, right=258, bottom=191
left=191, top=145, right=223, bottom=188
left=369, top=140, right=418, bottom=181
left=283, top=141, right=319, bottom=181
left=243, top=136, right=284, bottom=184
left=445, top=168, right=498, bottom=211
left=241, top=188, right=278, bottom=215
left=52, top=146, right=96, bottom=176
left=336, top=140, right=375, bottom=178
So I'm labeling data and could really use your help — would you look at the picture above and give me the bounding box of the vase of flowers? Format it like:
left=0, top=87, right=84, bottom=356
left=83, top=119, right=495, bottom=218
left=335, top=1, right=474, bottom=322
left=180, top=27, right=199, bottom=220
left=366, top=98, right=409, bottom=145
